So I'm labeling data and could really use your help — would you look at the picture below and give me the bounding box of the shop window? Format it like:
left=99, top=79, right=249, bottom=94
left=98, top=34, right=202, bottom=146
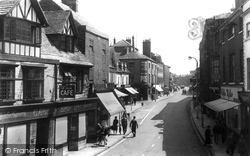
left=228, top=107, right=238, bottom=128
left=23, top=67, right=44, bottom=103
left=56, top=117, right=68, bottom=145
left=0, top=66, right=15, bottom=100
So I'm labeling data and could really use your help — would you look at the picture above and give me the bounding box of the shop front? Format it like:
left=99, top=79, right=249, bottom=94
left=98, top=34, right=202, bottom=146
left=204, top=86, right=243, bottom=134
left=0, top=98, right=98, bottom=156
left=96, top=91, right=125, bottom=130
left=238, top=91, right=250, bottom=143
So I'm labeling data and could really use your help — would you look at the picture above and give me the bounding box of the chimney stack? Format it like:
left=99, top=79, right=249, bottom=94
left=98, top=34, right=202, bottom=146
left=132, top=36, right=135, bottom=52
left=62, top=0, right=78, bottom=12
left=143, top=39, right=151, bottom=58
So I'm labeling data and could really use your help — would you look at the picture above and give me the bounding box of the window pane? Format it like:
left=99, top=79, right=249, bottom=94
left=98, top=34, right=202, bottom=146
left=23, top=68, right=44, bottom=100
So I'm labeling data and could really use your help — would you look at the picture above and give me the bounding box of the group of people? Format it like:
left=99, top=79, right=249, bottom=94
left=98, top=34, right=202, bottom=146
left=204, top=120, right=248, bottom=156
left=96, top=114, right=139, bottom=146
left=111, top=114, right=138, bottom=137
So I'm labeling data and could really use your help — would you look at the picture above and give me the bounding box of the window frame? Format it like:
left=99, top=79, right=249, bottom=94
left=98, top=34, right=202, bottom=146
left=229, top=54, right=235, bottom=82
left=22, top=67, right=45, bottom=103
left=0, top=66, right=16, bottom=101
left=247, top=22, right=250, bottom=38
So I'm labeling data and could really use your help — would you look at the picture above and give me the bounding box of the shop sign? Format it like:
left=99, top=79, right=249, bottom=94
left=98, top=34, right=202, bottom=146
left=0, top=108, right=50, bottom=124
left=54, top=103, right=96, bottom=116
left=59, top=85, right=75, bottom=98
left=221, top=86, right=243, bottom=102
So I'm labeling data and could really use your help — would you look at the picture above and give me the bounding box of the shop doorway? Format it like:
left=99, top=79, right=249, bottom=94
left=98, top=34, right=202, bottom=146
left=68, top=114, right=79, bottom=151
left=36, top=118, right=49, bottom=156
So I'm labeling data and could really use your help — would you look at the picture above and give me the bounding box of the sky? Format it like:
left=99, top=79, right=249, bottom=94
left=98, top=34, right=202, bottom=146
left=76, top=0, right=235, bottom=75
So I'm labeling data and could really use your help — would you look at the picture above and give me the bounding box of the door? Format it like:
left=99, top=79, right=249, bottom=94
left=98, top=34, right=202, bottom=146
left=36, top=118, right=49, bottom=156
left=68, top=114, right=79, bottom=151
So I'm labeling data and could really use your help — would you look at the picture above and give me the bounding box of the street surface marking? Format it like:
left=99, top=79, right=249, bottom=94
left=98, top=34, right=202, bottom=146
left=140, top=105, right=156, bottom=125
left=158, top=136, right=161, bottom=139
left=151, top=144, right=155, bottom=147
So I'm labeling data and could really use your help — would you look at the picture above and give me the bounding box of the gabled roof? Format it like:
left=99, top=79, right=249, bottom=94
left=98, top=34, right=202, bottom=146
left=114, top=40, right=132, bottom=47
left=39, top=0, right=109, bottom=39
left=118, top=51, right=155, bottom=62
left=41, top=29, right=92, bottom=66
left=0, top=0, right=19, bottom=15
left=0, top=0, right=49, bottom=27
left=44, top=10, right=78, bottom=36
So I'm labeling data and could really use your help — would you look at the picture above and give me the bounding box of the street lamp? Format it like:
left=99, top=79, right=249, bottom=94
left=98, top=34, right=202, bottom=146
left=188, top=56, right=199, bottom=119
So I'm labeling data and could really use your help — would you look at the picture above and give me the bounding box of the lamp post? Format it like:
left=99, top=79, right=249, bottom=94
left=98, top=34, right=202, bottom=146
left=188, top=56, right=199, bottom=119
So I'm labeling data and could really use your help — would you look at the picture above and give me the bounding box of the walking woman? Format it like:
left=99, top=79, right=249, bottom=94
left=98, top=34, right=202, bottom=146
left=238, top=134, right=248, bottom=156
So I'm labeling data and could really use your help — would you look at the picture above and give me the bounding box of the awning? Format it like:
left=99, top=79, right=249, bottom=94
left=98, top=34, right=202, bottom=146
left=114, top=89, right=128, bottom=97
left=125, top=87, right=138, bottom=94
left=96, top=92, right=125, bottom=116
left=154, top=85, right=164, bottom=92
left=129, top=87, right=139, bottom=94
left=204, top=98, right=240, bottom=112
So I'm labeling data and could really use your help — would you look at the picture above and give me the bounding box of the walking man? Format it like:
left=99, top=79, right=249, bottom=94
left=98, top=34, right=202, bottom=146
left=121, top=116, right=128, bottom=135
left=130, top=116, right=138, bottom=137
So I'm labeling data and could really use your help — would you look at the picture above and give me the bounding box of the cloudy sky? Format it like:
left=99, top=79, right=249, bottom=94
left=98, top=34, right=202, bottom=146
left=77, top=0, right=235, bottom=75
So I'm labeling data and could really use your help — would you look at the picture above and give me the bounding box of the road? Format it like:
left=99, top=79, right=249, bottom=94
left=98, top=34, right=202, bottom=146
left=98, top=91, right=208, bottom=156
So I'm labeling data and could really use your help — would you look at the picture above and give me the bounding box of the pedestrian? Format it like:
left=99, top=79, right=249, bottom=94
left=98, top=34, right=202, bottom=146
left=238, top=134, right=248, bottom=156
left=130, top=116, right=138, bottom=137
left=227, top=132, right=237, bottom=156
left=133, top=97, right=137, bottom=105
left=121, top=116, right=128, bottom=135
left=213, top=122, right=221, bottom=144
left=112, top=116, right=118, bottom=134
left=221, top=120, right=228, bottom=144
left=118, top=123, right=122, bottom=135
left=204, top=125, right=212, bottom=147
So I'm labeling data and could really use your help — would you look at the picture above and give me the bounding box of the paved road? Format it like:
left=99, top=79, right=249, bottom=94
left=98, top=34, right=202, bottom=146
left=98, top=92, right=208, bottom=156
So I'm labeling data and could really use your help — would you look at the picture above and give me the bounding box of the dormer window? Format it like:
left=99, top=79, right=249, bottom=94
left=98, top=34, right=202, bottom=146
left=59, top=35, right=74, bottom=52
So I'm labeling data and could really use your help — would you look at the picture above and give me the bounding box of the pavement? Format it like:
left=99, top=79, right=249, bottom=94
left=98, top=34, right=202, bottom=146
left=189, top=100, right=250, bottom=156
left=66, top=91, right=249, bottom=156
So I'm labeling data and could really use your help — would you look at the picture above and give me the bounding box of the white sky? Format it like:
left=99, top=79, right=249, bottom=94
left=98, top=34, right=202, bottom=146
left=76, top=0, right=235, bottom=75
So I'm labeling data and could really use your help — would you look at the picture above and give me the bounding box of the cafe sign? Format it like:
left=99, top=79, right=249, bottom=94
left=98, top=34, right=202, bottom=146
left=59, top=85, right=75, bottom=98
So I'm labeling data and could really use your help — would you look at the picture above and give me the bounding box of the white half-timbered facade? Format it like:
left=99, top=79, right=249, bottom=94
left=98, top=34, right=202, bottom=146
left=0, top=0, right=48, bottom=58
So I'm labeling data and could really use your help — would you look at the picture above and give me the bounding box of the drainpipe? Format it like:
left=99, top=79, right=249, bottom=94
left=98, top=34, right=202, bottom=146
left=54, top=64, right=58, bottom=101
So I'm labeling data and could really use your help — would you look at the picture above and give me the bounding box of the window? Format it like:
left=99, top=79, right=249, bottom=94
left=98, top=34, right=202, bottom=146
left=213, top=60, right=219, bottom=75
left=247, top=23, right=250, bottom=38
left=228, top=24, right=235, bottom=39
left=240, top=50, right=243, bottom=82
left=223, top=57, right=226, bottom=82
left=32, top=27, right=41, bottom=44
left=129, top=61, right=135, bottom=68
left=23, top=67, right=44, bottom=102
left=62, top=69, right=83, bottom=94
left=59, top=35, right=74, bottom=52
left=89, top=39, right=94, bottom=52
left=229, top=54, right=235, bottom=82
left=248, top=58, right=250, bottom=89
left=239, top=17, right=243, bottom=32
left=0, top=66, right=15, bottom=100
left=5, top=19, right=36, bottom=44
left=222, top=30, right=226, bottom=42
